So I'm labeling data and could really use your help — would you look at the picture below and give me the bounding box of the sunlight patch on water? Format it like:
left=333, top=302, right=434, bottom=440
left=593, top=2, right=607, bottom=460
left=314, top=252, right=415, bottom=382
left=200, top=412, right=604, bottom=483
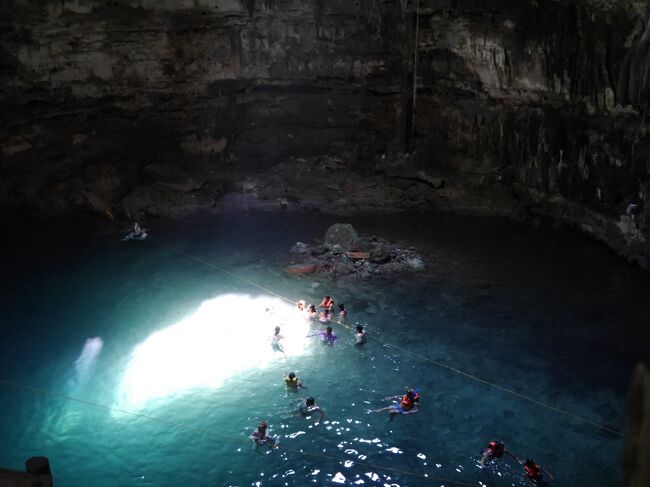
left=116, top=294, right=309, bottom=409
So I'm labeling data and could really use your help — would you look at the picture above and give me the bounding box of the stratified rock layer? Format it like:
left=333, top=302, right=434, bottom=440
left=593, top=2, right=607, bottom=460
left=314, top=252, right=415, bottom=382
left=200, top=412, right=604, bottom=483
left=0, top=0, right=648, bottom=267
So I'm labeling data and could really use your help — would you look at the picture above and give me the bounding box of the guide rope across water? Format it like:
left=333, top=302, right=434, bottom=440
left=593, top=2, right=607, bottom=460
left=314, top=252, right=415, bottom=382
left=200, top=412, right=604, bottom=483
left=149, top=235, right=624, bottom=438
left=0, top=378, right=475, bottom=487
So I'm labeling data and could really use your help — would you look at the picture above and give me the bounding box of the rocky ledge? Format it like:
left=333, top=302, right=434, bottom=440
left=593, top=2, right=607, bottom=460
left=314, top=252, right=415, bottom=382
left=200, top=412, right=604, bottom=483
left=287, top=223, right=425, bottom=280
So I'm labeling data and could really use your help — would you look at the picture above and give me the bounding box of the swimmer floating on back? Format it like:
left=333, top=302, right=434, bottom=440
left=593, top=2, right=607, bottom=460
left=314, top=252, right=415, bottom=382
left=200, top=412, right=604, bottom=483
left=370, top=388, right=420, bottom=421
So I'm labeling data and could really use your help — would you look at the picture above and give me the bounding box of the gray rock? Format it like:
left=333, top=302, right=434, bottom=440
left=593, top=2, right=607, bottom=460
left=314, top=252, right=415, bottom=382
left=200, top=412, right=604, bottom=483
left=324, top=223, right=359, bottom=252
left=290, top=242, right=309, bottom=255
left=407, top=257, right=425, bottom=270
left=369, top=245, right=391, bottom=263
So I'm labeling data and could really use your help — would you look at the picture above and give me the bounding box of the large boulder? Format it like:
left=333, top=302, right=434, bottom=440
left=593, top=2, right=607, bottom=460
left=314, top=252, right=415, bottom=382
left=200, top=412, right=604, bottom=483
left=324, top=223, right=358, bottom=252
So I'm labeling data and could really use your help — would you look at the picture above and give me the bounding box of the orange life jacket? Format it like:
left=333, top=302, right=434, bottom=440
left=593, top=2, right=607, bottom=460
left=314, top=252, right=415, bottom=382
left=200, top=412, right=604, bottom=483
left=400, top=392, right=420, bottom=409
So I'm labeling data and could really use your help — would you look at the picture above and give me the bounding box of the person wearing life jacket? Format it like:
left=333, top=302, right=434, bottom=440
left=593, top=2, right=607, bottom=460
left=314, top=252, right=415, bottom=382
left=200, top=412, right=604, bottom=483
left=252, top=421, right=276, bottom=447
left=318, top=295, right=334, bottom=310
left=370, top=388, right=420, bottom=420
left=284, top=372, right=305, bottom=390
left=480, top=440, right=506, bottom=465
left=520, top=458, right=553, bottom=486
left=295, top=397, right=324, bottom=421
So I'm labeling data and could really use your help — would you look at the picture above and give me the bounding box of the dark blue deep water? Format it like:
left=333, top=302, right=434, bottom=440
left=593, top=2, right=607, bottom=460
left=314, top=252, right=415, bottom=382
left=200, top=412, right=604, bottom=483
left=0, top=211, right=648, bottom=486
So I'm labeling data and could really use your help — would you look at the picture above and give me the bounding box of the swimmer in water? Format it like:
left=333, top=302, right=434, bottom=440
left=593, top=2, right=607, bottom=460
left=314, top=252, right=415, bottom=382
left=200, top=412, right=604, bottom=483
left=319, top=308, right=331, bottom=323
left=370, top=388, right=420, bottom=421
left=271, top=326, right=284, bottom=352
left=318, top=295, right=334, bottom=310
left=307, top=326, right=337, bottom=345
left=294, top=397, right=324, bottom=421
left=296, top=299, right=306, bottom=311
left=355, top=324, right=366, bottom=346
left=284, top=372, right=306, bottom=390
left=508, top=453, right=554, bottom=486
left=338, top=303, right=347, bottom=321
left=479, top=440, right=507, bottom=465
left=306, top=304, right=318, bottom=320
left=251, top=420, right=276, bottom=448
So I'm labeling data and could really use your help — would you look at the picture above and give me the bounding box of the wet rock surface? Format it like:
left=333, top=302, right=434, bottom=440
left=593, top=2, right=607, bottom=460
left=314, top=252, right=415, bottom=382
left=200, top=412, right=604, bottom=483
left=287, top=223, right=424, bottom=280
left=0, top=0, right=648, bottom=268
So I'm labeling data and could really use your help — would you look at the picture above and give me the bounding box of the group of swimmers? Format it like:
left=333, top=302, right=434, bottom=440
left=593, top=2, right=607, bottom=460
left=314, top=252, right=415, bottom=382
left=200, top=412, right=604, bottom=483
left=260, top=295, right=553, bottom=485
left=480, top=441, right=554, bottom=486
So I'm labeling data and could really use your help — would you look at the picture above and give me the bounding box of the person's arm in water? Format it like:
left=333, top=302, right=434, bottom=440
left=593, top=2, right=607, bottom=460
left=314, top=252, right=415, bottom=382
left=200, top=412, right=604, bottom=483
left=540, top=466, right=555, bottom=481
left=383, top=395, right=402, bottom=401
left=312, top=406, right=324, bottom=421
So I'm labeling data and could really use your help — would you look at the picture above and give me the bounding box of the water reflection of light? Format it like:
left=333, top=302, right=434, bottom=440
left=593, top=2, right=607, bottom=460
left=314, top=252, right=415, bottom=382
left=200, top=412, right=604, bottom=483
left=118, top=294, right=309, bottom=408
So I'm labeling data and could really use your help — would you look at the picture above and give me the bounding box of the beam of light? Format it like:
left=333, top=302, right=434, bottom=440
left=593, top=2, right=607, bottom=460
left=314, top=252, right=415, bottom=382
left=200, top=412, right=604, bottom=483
left=116, top=294, right=310, bottom=409
left=69, top=337, right=104, bottom=388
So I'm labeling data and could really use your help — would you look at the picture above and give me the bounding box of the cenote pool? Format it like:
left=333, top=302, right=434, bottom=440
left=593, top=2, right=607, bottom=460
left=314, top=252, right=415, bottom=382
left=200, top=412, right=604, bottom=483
left=0, top=211, right=648, bottom=486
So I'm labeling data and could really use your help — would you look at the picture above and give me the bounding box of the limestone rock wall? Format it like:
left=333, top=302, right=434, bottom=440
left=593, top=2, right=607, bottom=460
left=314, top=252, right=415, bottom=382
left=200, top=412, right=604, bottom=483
left=0, top=0, right=412, bottom=214
left=1, top=0, right=649, bottom=266
left=411, top=0, right=649, bottom=267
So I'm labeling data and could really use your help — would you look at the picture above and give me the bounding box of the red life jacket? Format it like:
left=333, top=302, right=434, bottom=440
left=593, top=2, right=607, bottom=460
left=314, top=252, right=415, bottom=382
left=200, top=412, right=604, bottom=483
left=400, top=392, right=420, bottom=409
left=524, top=462, right=542, bottom=479
left=488, top=441, right=505, bottom=458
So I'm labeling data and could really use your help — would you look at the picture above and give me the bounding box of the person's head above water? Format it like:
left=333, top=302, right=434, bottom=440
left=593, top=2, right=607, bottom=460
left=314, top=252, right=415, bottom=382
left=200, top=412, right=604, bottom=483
left=338, top=303, right=345, bottom=311
left=258, top=421, right=267, bottom=432
left=306, top=397, right=315, bottom=406
left=288, top=372, right=296, bottom=380
left=308, top=304, right=316, bottom=312
left=274, top=326, right=280, bottom=334
left=326, top=326, right=333, bottom=334
left=356, top=324, right=364, bottom=333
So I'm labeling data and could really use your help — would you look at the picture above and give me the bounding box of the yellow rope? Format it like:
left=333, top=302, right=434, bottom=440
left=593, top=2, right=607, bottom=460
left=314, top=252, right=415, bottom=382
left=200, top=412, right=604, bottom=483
left=0, top=379, right=474, bottom=486
left=151, top=236, right=624, bottom=437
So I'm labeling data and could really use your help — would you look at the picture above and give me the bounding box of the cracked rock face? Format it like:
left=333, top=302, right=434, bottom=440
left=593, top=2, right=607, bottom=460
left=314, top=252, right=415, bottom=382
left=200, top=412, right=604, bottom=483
left=0, top=0, right=649, bottom=266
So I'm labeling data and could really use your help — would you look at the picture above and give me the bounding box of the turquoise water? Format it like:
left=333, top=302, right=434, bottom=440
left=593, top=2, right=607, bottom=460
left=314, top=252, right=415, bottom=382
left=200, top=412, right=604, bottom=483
left=1, top=211, right=648, bottom=486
